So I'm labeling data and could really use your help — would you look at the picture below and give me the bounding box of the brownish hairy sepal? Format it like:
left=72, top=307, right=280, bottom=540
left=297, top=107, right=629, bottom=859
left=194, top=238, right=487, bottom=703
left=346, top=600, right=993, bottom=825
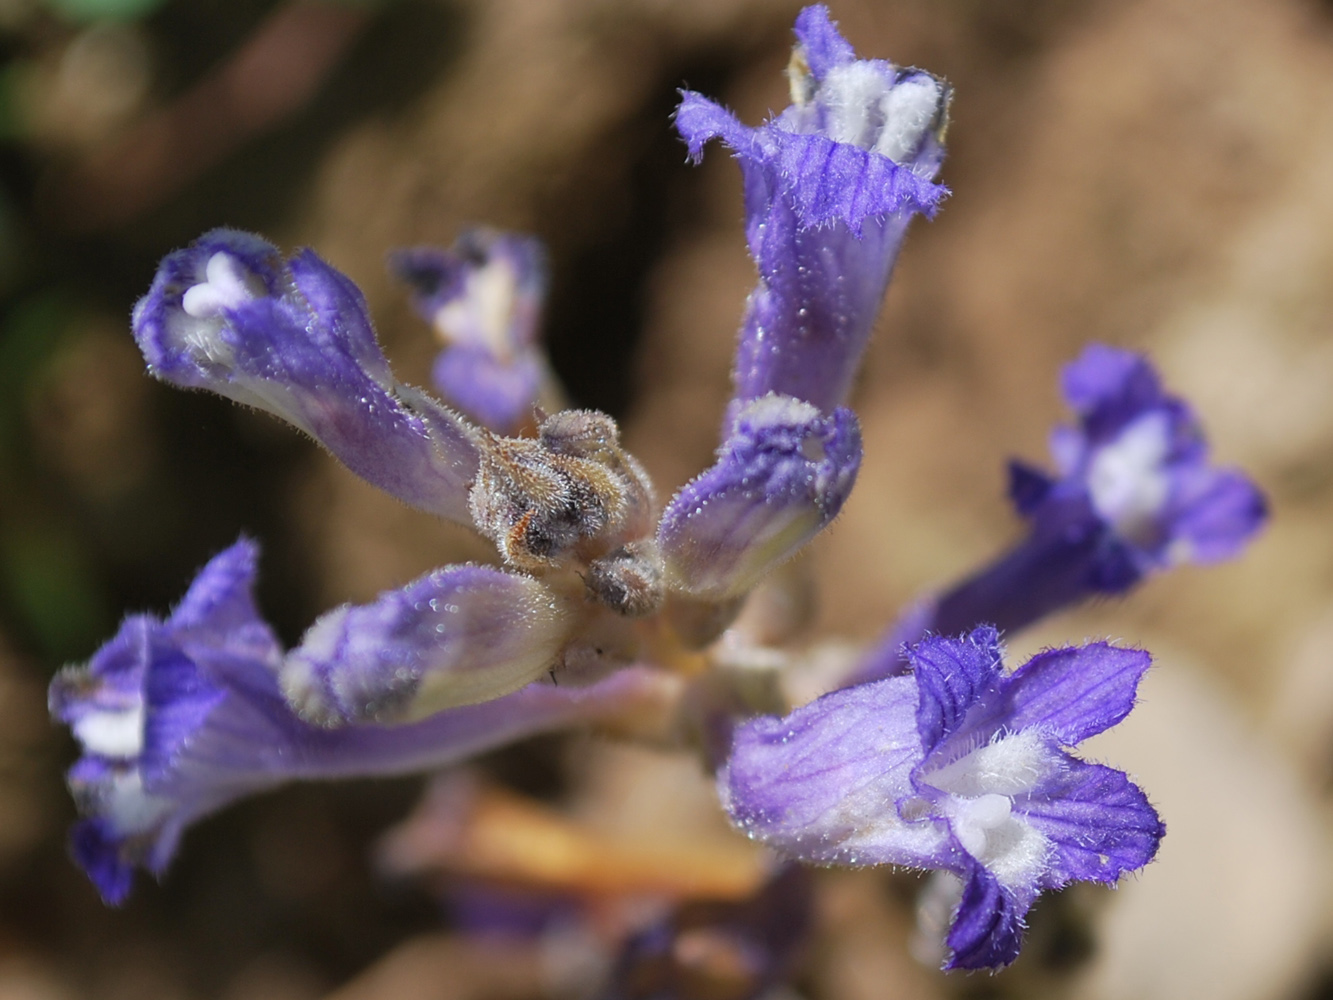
left=469, top=409, right=657, bottom=583
left=586, top=539, right=665, bottom=618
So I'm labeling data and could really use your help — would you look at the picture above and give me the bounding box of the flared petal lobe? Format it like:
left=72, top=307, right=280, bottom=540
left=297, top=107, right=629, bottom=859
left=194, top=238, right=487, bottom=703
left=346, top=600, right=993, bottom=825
left=1043, top=344, right=1267, bottom=577
left=49, top=539, right=287, bottom=903
left=999, top=642, right=1150, bottom=744
left=1018, top=758, right=1164, bottom=887
left=721, top=676, right=949, bottom=870
left=909, top=626, right=1002, bottom=753
left=657, top=394, right=861, bottom=601
left=132, top=229, right=480, bottom=523
left=946, top=862, right=1025, bottom=970
left=791, top=4, right=855, bottom=76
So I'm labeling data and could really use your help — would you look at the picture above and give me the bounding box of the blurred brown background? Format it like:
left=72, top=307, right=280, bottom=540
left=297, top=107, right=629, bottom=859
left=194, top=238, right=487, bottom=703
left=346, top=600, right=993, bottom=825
left=1, top=0, right=1332, bottom=997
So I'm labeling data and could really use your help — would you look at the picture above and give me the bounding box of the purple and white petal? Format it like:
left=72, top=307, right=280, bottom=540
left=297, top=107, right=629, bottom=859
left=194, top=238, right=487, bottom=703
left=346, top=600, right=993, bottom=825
left=677, top=5, right=949, bottom=417
left=132, top=228, right=481, bottom=523
left=1036, top=344, right=1264, bottom=574
left=908, top=626, right=1003, bottom=754
left=280, top=565, right=575, bottom=726
left=944, top=862, right=1026, bottom=970
left=722, top=627, right=1164, bottom=971
left=721, top=676, right=949, bottom=870
left=50, top=541, right=290, bottom=903
left=391, top=230, right=546, bottom=351
left=1167, top=465, right=1269, bottom=563
left=50, top=541, right=676, bottom=903
left=1017, top=757, right=1164, bottom=887
left=390, top=230, right=550, bottom=435
left=657, top=394, right=861, bottom=601
left=851, top=345, right=1270, bottom=675
left=998, top=642, right=1151, bottom=745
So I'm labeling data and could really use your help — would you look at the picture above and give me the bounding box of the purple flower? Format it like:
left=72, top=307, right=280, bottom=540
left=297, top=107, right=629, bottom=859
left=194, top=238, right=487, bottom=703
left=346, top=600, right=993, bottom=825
left=675, top=4, right=949, bottom=419
left=49, top=540, right=678, bottom=904
left=281, top=564, right=575, bottom=725
left=390, top=229, right=557, bottom=435
left=722, top=626, right=1164, bottom=970
left=854, top=344, right=1268, bottom=682
left=132, top=229, right=481, bottom=523
left=657, top=394, right=861, bottom=602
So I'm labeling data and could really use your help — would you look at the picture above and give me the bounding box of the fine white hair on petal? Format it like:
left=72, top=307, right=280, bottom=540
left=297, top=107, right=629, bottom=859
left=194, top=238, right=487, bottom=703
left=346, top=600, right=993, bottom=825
left=875, top=75, right=943, bottom=163
left=976, top=810, right=1051, bottom=889
left=820, top=61, right=895, bottom=149
left=736, top=392, right=822, bottom=431
left=946, top=791, right=1052, bottom=890
left=950, top=792, right=1011, bottom=857
left=924, top=728, right=1061, bottom=798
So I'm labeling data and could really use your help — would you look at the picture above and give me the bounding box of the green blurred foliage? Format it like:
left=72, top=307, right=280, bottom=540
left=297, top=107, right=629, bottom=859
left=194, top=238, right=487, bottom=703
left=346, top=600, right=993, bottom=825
left=44, top=0, right=166, bottom=25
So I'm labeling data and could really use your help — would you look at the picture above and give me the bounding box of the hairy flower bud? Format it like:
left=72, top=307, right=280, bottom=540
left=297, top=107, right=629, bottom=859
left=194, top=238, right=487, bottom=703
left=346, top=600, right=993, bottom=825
left=586, top=539, right=666, bottom=618
left=468, top=409, right=657, bottom=583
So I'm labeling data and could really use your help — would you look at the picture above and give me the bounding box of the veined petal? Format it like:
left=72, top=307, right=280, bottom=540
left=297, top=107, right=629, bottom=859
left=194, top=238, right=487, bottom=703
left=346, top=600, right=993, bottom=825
left=677, top=6, right=949, bottom=415
left=657, top=395, right=861, bottom=601
left=1018, top=757, right=1164, bottom=886
left=1000, top=642, right=1151, bottom=745
left=909, top=627, right=1003, bottom=755
left=50, top=541, right=675, bottom=903
left=280, top=566, right=576, bottom=726
left=791, top=4, right=854, bottom=76
left=944, top=862, right=1026, bottom=970
left=132, top=228, right=481, bottom=523
left=731, top=199, right=915, bottom=413
left=760, top=128, right=946, bottom=229
left=721, top=677, right=949, bottom=870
